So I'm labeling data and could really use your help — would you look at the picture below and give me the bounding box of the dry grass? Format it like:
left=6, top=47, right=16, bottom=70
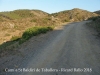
left=0, top=8, right=99, bottom=44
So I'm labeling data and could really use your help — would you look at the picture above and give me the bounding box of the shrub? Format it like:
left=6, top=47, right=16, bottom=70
left=11, top=36, right=20, bottom=41
left=20, top=26, right=54, bottom=43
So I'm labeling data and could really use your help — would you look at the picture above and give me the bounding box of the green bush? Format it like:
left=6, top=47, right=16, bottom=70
left=11, top=36, right=20, bottom=41
left=20, top=26, right=54, bottom=43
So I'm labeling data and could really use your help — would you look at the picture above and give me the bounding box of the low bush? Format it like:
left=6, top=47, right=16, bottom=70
left=0, top=26, right=54, bottom=51
left=19, top=26, right=54, bottom=43
left=11, top=36, right=20, bottom=41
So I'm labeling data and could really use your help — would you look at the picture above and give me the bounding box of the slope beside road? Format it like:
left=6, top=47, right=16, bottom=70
left=0, top=21, right=100, bottom=75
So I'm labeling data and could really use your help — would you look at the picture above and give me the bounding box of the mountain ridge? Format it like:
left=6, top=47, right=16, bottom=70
left=0, top=8, right=99, bottom=44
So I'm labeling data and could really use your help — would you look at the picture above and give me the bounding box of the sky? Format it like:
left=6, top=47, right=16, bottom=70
left=0, top=0, right=100, bottom=13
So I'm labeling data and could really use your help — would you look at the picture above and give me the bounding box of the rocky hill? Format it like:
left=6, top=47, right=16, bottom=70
left=0, top=8, right=99, bottom=44
left=51, top=8, right=98, bottom=22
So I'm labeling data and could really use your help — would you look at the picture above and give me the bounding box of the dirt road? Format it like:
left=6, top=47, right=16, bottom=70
left=0, top=21, right=100, bottom=75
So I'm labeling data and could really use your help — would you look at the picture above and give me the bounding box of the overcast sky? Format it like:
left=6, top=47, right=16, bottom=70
left=0, top=0, right=100, bottom=13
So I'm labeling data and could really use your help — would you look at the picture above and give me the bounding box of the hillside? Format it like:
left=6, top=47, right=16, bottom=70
left=0, top=9, right=57, bottom=44
left=0, top=8, right=99, bottom=44
left=94, top=10, right=100, bottom=15
left=51, top=8, right=98, bottom=22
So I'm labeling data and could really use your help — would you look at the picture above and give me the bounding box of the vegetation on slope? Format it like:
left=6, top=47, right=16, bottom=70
left=51, top=8, right=98, bottom=22
left=0, top=26, right=54, bottom=57
left=0, top=9, right=53, bottom=44
left=20, top=26, right=54, bottom=43
left=88, top=16, right=100, bottom=33
left=0, top=8, right=99, bottom=45
left=0, top=9, right=48, bottom=20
